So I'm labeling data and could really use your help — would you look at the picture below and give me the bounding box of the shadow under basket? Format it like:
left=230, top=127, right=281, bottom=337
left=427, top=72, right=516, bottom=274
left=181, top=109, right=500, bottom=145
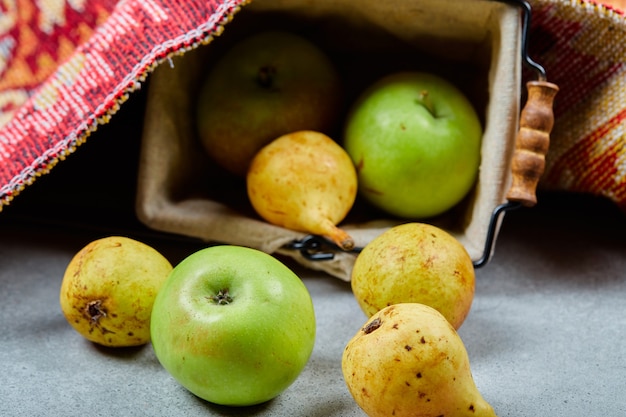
left=136, top=0, right=554, bottom=281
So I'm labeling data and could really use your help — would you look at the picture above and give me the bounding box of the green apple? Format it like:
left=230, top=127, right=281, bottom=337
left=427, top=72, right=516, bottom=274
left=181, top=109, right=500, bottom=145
left=196, top=30, right=343, bottom=177
left=343, top=71, right=482, bottom=219
left=150, top=245, right=316, bottom=406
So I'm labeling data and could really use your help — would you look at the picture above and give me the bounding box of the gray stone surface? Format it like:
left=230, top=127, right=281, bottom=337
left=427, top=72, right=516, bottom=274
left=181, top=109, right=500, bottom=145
left=1, top=193, right=625, bottom=416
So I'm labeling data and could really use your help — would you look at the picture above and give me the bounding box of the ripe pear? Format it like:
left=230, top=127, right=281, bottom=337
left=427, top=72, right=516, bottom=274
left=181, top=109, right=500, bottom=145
left=59, top=236, right=173, bottom=347
left=196, top=30, right=343, bottom=177
left=342, top=303, right=497, bottom=417
left=351, top=222, right=474, bottom=329
left=247, top=130, right=357, bottom=250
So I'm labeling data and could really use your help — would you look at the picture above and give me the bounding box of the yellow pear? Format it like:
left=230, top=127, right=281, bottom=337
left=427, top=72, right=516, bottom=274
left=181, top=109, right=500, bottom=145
left=59, top=236, right=173, bottom=347
left=247, top=130, right=357, bottom=250
left=342, top=303, right=497, bottom=417
left=350, top=222, right=474, bottom=329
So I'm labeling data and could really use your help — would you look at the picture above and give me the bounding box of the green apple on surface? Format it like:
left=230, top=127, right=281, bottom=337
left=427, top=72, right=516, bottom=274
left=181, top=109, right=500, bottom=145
left=196, top=30, right=343, bottom=177
left=343, top=71, right=482, bottom=219
left=150, top=245, right=316, bottom=407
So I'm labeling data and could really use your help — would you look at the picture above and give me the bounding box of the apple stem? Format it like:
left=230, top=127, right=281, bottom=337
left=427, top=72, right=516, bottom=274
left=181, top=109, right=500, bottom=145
left=417, top=90, right=436, bottom=117
left=257, top=66, right=277, bottom=89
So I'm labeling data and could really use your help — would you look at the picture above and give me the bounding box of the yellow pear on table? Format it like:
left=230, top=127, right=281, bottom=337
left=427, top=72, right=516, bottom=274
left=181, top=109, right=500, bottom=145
left=342, top=303, right=497, bottom=417
left=350, top=222, right=475, bottom=329
left=247, top=130, right=357, bottom=250
left=59, top=236, right=173, bottom=347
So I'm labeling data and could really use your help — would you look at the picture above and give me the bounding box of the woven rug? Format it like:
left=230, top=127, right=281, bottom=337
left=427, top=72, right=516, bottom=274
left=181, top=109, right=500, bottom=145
left=0, top=0, right=624, bottom=212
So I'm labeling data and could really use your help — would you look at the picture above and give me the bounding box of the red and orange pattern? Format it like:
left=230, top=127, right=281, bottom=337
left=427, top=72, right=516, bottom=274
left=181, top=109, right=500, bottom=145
left=0, top=0, right=116, bottom=127
left=529, top=0, right=626, bottom=210
left=0, top=0, right=247, bottom=207
left=0, top=0, right=624, bottom=212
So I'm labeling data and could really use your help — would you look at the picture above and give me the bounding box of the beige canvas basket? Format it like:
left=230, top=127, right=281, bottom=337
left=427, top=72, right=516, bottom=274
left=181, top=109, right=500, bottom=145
left=136, top=0, right=556, bottom=281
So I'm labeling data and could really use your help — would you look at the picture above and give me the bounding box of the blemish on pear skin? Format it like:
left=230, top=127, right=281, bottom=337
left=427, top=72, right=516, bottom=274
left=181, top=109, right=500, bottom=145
left=268, top=209, right=287, bottom=216
left=86, top=299, right=106, bottom=324
left=404, top=345, right=412, bottom=351
left=363, top=318, right=382, bottom=334
left=423, top=255, right=436, bottom=268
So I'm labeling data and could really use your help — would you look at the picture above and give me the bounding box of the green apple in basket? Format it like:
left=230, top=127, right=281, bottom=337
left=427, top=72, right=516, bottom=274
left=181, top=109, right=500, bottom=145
left=196, top=30, right=343, bottom=177
left=343, top=71, right=483, bottom=219
left=150, top=245, right=316, bottom=406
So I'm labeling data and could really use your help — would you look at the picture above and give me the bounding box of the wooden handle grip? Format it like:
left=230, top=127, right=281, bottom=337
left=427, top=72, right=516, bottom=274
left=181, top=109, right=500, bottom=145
left=506, top=80, right=559, bottom=207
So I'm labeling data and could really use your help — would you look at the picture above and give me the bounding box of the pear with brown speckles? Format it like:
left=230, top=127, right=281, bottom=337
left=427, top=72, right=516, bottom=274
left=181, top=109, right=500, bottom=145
left=350, top=222, right=475, bottom=330
left=59, top=236, right=173, bottom=347
left=247, top=130, right=357, bottom=250
left=342, top=303, right=497, bottom=417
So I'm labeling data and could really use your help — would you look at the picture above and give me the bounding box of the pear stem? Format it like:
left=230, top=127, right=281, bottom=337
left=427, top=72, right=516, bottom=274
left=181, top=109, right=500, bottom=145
left=320, top=221, right=355, bottom=251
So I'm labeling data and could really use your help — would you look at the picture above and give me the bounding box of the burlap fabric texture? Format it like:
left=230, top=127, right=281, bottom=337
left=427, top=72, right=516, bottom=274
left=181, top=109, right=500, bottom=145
left=136, top=0, right=522, bottom=280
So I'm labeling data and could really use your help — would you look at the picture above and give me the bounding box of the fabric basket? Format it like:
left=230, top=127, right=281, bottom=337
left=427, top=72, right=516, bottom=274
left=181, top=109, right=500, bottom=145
left=136, top=0, right=524, bottom=281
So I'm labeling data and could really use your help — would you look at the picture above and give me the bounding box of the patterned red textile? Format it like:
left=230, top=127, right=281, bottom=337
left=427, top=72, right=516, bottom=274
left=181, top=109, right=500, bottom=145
left=529, top=0, right=626, bottom=210
left=0, top=0, right=247, bottom=207
left=0, top=0, right=624, bottom=212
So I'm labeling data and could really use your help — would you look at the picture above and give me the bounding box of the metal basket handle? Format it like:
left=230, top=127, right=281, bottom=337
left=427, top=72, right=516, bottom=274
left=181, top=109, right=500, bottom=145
left=473, top=0, right=560, bottom=268
left=287, top=0, right=560, bottom=267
